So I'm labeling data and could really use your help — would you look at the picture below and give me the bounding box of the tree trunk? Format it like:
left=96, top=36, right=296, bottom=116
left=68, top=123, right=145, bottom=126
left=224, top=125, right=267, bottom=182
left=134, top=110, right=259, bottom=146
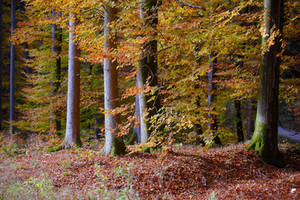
left=136, top=0, right=161, bottom=143
left=103, top=3, right=126, bottom=156
left=50, top=10, right=62, bottom=134
left=248, top=0, right=284, bottom=166
left=9, top=0, right=16, bottom=136
left=136, top=64, right=148, bottom=143
left=0, top=0, right=3, bottom=130
left=134, top=82, right=141, bottom=143
left=246, top=99, right=255, bottom=140
left=234, top=100, right=244, bottom=142
left=207, top=53, right=222, bottom=145
left=62, top=14, right=81, bottom=148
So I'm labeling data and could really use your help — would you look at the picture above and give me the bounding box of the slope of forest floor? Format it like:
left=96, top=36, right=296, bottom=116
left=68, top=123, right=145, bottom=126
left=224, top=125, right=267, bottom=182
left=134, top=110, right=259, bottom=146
left=0, top=139, right=299, bottom=200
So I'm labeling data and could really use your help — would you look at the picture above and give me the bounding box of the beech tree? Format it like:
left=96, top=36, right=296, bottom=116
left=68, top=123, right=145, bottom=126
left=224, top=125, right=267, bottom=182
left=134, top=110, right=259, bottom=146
left=103, top=2, right=126, bottom=155
left=50, top=10, right=62, bottom=134
left=135, top=0, right=161, bottom=143
left=62, top=14, right=81, bottom=148
left=9, top=0, right=16, bottom=135
left=248, top=0, right=284, bottom=166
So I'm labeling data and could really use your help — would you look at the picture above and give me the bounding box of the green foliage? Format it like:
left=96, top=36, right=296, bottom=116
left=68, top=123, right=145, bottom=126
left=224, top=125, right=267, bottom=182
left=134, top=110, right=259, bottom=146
left=4, top=176, right=56, bottom=200
left=1, top=143, right=24, bottom=157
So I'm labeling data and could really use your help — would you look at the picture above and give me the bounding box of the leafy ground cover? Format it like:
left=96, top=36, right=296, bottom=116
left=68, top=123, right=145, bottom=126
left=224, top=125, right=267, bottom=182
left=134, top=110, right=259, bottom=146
left=0, top=141, right=299, bottom=200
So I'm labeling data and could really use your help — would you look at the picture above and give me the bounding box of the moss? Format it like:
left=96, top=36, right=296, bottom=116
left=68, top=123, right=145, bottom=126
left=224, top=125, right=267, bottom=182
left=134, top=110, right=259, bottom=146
left=247, top=121, right=285, bottom=167
left=125, top=131, right=137, bottom=145
left=111, top=137, right=126, bottom=156
left=247, top=121, right=266, bottom=156
left=61, top=138, right=82, bottom=149
left=45, top=146, right=62, bottom=152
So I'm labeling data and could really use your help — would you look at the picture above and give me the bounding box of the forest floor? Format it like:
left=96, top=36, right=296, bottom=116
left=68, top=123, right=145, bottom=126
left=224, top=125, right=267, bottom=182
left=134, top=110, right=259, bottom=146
left=0, top=138, right=299, bottom=200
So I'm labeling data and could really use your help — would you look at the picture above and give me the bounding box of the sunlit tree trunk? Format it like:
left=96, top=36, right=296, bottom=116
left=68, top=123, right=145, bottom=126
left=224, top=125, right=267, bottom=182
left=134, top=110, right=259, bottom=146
left=234, top=100, right=244, bottom=142
left=134, top=81, right=141, bottom=143
left=248, top=0, right=284, bottom=166
left=9, top=0, right=15, bottom=136
left=62, top=14, right=81, bottom=148
left=136, top=0, right=161, bottom=143
left=103, top=3, right=126, bottom=155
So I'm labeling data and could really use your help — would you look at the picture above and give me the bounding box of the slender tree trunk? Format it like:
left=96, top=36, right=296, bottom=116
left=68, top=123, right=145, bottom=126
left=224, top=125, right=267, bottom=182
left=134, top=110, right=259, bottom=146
left=234, top=100, right=244, bottom=142
left=134, top=82, right=141, bottom=143
left=50, top=10, right=62, bottom=134
left=55, top=24, right=62, bottom=132
left=136, top=64, right=148, bottom=143
left=207, top=0, right=221, bottom=145
left=246, top=98, right=255, bottom=140
left=136, top=0, right=161, bottom=143
left=207, top=53, right=222, bottom=145
left=103, top=3, right=126, bottom=155
left=10, top=0, right=16, bottom=136
left=62, top=14, right=81, bottom=148
left=248, top=0, right=284, bottom=166
left=0, top=0, right=3, bottom=130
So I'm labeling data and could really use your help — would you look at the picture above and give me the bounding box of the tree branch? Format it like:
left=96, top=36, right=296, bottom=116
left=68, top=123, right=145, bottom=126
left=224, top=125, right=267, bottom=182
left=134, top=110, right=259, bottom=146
left=175, top=0, right=205, bottom=10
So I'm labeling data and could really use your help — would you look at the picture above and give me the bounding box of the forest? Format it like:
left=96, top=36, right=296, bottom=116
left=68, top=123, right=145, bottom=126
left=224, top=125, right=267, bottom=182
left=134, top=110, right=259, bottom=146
left=0, top=0, right=299, bottom=199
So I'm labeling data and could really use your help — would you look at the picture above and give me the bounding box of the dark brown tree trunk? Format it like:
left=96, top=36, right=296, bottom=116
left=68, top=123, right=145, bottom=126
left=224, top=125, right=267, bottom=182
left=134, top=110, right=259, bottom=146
left=234, top=100, right=244, bottom=142
left=246, top=99, right=255, bottom=140
left=0, top=0, right=3, bottom=130
left=10, top=0, right=16, bottom=136
left=50, top=10, right=62, bottom=134
left=208, top=53, right=221, bottom=145
left=248, top=0, right=284, bottom=167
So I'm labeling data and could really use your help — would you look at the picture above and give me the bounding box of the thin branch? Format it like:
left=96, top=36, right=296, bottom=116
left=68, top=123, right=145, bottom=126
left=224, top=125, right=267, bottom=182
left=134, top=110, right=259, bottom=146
left=175, top=0, right=205, bottom=10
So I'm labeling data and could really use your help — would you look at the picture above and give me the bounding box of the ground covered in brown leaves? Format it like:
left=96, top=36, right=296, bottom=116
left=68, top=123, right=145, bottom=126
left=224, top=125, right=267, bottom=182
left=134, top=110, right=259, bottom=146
left=0, top=143, right=299, bottom=199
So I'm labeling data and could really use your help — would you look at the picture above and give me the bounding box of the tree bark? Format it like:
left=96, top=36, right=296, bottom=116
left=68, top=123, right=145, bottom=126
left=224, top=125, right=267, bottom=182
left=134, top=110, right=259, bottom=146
left=62, top=14, right=81, bottom=148
left=207, top=53, right=221, bottom=145
left=136, top=63, right=148, bottom=143
left=103, top=3, right=126, bottom=155
left=234, top=100, right=244, bottom=142
left=248, top=0, right=284, bottom=166
left=246, top=99, right=255, bottom=140
left=9, top=0, right=16, bottom=136
left=134, top=82, right=141, bottom=143
left=0, top=0, right=3, bottom=130
left=136, top=0, right=161, bottom=143
left=50, top=10, right=62, bottom=134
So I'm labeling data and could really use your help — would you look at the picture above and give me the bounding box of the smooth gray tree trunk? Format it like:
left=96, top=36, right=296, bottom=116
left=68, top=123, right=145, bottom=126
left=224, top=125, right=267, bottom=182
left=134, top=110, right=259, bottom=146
left=248, top=0, right=284, bottom=166
left=134, top=92, right=141, bottom=143
left=103, top=3, right=126, bottom=155
left=10, top=0, right=15, bottom=136
left=135, top=0, right=161, bottom=143
left=62, top=14, right=81, bottom=148
left=136, top=63, right=148, bottom=143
